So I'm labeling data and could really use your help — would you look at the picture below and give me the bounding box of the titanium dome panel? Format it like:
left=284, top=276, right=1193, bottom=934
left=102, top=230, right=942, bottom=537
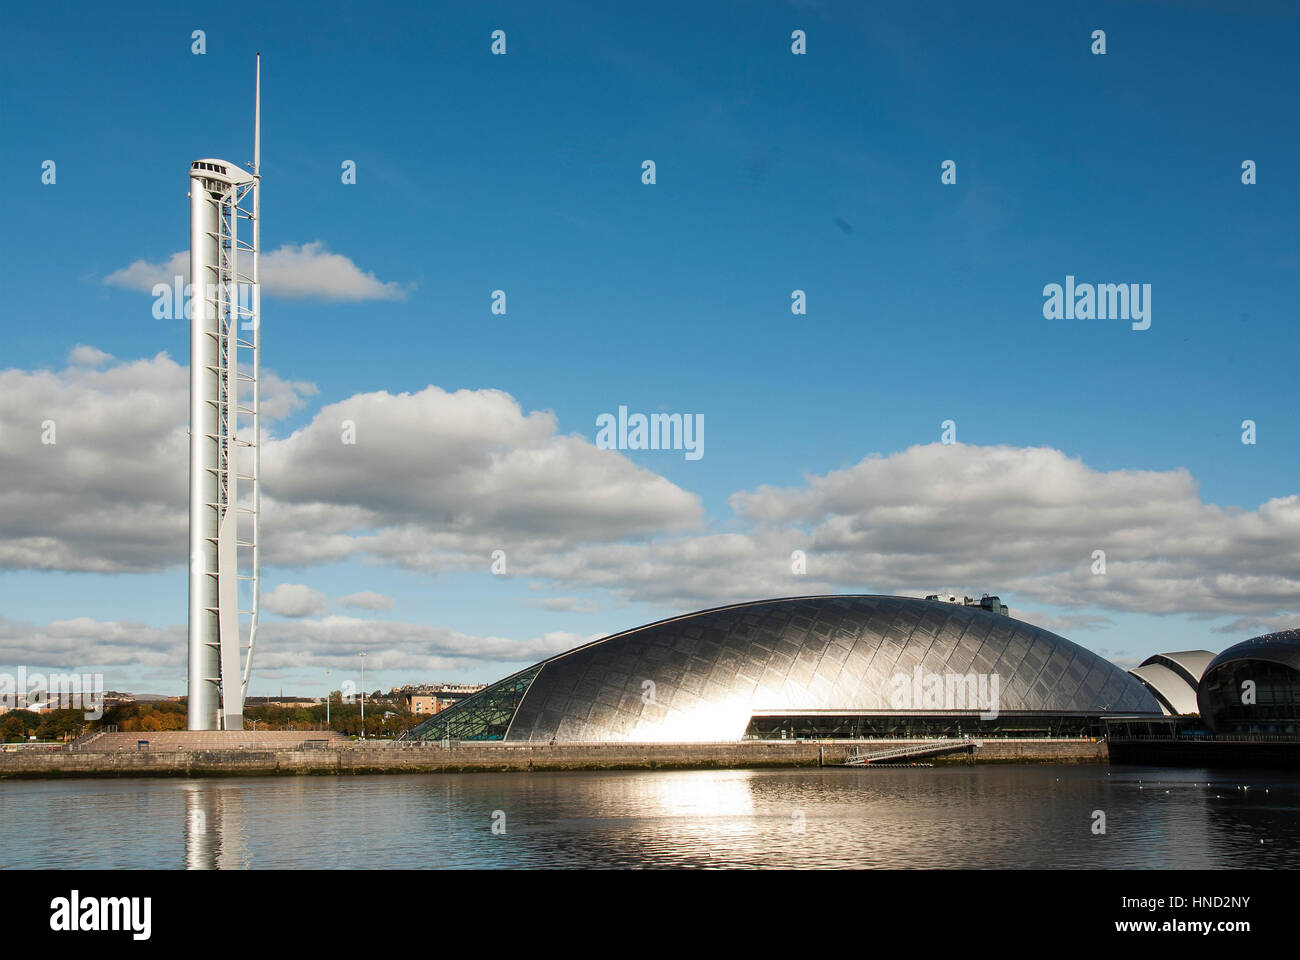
left=477, top=596, right=1163, bottom=743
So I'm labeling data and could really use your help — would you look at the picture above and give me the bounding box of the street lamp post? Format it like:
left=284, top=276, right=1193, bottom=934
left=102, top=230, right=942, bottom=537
left=325, top=669, right=331, bottom=728
left=359, top=652, right=367, bottom=740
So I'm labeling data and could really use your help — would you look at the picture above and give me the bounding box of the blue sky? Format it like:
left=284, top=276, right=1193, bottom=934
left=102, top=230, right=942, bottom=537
left=1, top=1, right=1297, bottom=697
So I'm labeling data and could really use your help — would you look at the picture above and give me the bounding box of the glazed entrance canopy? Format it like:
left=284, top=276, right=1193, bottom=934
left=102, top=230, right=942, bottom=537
left=404, top=595, right=1162, bottom=743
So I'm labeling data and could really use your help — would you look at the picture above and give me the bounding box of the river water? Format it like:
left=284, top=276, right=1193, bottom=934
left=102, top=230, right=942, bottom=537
left=2, top=764, right=1297, bottom=869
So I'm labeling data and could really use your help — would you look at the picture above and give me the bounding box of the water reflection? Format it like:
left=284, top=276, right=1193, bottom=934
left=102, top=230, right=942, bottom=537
left=2, top=765, right=1296, bottom=869
left=183, top=781, right=248, bottom=870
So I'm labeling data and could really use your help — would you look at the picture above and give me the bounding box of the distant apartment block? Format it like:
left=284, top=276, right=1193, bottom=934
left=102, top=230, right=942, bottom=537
left=245, top=696, right=320, bottom=709
left=402, top=693, right=446, bottom=716
left=393, top=683, right=486, bottom=713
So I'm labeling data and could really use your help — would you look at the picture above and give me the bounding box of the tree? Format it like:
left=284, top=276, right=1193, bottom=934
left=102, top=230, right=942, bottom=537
left=1, top=710, right=39, bottom=742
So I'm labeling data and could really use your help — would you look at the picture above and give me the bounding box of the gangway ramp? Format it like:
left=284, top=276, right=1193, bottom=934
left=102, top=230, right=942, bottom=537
left=842, top=738, right=979, bottom=765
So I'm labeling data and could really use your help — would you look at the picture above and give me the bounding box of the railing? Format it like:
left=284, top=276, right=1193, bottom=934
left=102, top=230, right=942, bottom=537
left=330, top=738, right=458, bottom=749
left=65, top=726, right=115, bottom=752
left=0, top=741, right=67, bottom=753
left=843, top=739, right=978, bottom=765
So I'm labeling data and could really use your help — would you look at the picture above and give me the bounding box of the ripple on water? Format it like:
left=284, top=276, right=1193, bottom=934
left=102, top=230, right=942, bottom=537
left=2, top=765, right=1296, bottom=869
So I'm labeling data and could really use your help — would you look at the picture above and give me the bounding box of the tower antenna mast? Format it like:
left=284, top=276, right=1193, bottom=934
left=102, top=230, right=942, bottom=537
left=187, top=57, right=262, bottom=730
left=243, top=53, right=262, bottom=704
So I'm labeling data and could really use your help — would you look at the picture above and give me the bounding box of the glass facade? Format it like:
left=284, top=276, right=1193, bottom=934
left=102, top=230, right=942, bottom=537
left=405, top=665, right=543, bottom=741
left=402, top=596, right=1163, bottom=743
left=744, top=712, right=1103, bottom=740
left=1197, top=630, right=1300, bottom=735
left=1200, top=662, right=1300, bottom=734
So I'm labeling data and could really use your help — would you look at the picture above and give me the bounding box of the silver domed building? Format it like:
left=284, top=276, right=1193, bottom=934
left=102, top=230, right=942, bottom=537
left=405, top=595, right=1162, bottom=743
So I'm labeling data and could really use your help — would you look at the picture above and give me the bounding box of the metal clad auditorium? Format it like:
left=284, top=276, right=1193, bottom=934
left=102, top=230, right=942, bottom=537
left=400, top=595, right=1298, bottom=745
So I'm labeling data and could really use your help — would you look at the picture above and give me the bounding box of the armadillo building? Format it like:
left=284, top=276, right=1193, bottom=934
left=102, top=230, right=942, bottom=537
left=1127, top=650, right=1216, bottom=716
left=404, top=595, right=1162, bottom=743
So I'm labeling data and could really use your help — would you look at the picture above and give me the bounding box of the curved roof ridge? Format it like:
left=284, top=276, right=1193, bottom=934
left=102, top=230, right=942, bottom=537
left=538, top=594, right=899, bottom=667
left=1139, top=650, right=1216, bottom=688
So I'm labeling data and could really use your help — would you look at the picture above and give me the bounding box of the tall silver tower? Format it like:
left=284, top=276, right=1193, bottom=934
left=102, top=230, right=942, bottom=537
left=188, top=56, right=262, bottom=731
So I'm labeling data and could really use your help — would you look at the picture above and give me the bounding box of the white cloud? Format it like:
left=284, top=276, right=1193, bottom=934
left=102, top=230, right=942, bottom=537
left=337, top=591, right=395, bottom=611
left=0, top=614, right=583, bottom=676
left=0, top=351, right=314, bottom=572
left=261, top=242, right=410, bottom=301
left=539, top=596, right=598, bottom=613
left=1011, top=610, right=1113, bottom=634
left=0, top=616, right=183, bottom=670
left=0, top=355, right=702, bottom=575
left=102, top=252, right=188, bottom=293
left=1211, top=613, right=1300, bottom=637
left=253, top=619, right=585, bottom=673
left=715, top=443, right=1300, bottom=617
left=68, top=345, right=111, bottom=366
left=262, top=584, right=330, bottom=618
left=103, top=242, right=410, bottom=301
left=255, top=384, right=704, bottom=568
left=1, top=353, right=1295, bottom=627
left=515, top=445, right=1300, bottom=620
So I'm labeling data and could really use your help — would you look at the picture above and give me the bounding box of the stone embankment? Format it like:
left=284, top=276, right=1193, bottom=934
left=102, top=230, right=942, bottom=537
left=0, top=735, right=1107, bottom=779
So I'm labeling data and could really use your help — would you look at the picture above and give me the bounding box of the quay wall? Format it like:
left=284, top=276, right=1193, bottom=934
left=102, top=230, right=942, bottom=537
left=0, top=739, right=1107, bottom=779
